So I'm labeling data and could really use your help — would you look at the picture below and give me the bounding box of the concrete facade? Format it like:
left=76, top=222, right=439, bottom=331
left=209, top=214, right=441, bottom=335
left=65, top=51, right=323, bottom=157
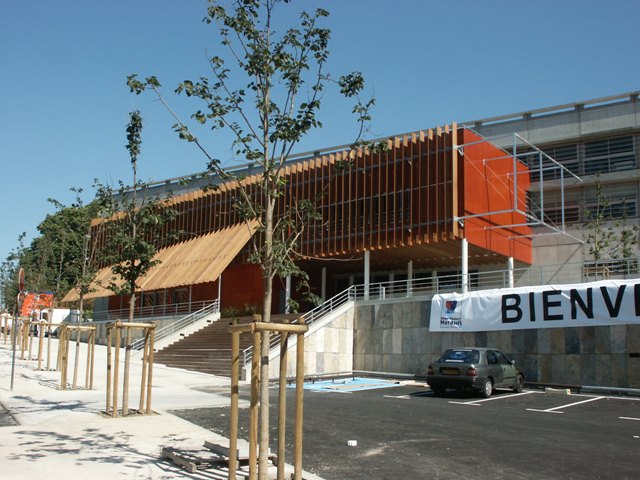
left=468, top=92, right=640, bottom=270
left=351, top=297, right=640, bottom=389
left=266, top=292, right=640, bottom=389
left=268, top=307, right=355, bottom=379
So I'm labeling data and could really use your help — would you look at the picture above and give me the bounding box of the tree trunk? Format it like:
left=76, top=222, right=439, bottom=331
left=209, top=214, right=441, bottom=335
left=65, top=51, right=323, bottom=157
left=123, top=291, right=135, bottom=415
left=258, top=197, right=275, bottom=480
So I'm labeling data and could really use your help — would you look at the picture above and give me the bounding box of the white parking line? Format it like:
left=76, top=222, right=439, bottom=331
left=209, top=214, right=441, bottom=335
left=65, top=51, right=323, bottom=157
left=383, top=394, right=412, bottom=400
left=527, top=396, right=604, bottom=414
left=449, top=390, right=538, bottom=406
left=619, top=416, right=640, bottom=421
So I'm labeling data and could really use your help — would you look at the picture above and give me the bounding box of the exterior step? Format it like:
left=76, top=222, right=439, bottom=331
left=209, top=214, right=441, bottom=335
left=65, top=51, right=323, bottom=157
left=152, top=315, right=296, bottom=377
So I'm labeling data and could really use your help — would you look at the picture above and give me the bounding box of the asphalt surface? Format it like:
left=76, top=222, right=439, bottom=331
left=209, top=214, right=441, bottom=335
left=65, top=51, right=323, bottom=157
left=172, top=382, right=640, bottom=480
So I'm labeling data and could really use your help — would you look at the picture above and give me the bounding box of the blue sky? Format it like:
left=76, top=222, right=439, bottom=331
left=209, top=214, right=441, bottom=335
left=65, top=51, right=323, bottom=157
left=2, top=0, right=640, bottom=263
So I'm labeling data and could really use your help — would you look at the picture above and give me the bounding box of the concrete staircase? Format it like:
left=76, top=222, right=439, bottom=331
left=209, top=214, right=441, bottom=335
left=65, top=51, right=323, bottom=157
left=153, top=314, right=301, bottom=377
left=153, top=316, right=254, bottom=377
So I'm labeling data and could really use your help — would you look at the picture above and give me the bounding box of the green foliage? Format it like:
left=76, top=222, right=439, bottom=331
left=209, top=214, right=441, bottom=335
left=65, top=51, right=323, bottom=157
left=583, top=174, right=615, bottom=262
left=610, top=197, right=639, bottom=266
left=46, top=189, right=102, bottom=303
left=221, top=303, right=261, bottom=318
left=583, top=174, right=639, bottom=267
left=125, top=110, right=143, bottom=165
left=0, top=234, right=26, bottom=312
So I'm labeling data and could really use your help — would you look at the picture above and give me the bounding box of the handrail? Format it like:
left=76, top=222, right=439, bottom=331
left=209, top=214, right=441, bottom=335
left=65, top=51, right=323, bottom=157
left=131, top=299, right=220, bottom=351
left=93, top=299, right=215, bottom=323
left=242, top=286, right=356, bottom=367
left=241, top=257, right=640, bottom=368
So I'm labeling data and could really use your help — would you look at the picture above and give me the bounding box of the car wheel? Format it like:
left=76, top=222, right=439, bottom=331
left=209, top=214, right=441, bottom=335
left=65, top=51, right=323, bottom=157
left=513, top=374, right=524, bottom=393
left=431, top=386, right=445, bottom=397
left=480, top=378, right=493, bottom=398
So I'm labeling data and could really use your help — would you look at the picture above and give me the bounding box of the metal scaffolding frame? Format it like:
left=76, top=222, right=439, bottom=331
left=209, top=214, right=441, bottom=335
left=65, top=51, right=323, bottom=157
left=455, top=130, right=584, bottom=244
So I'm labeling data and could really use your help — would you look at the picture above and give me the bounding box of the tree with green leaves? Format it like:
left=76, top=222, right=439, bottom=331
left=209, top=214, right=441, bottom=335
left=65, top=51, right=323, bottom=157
left=45, top=188, right=102, bottom=318
left=127, top=1, right=376, bottom=475
left=1, top=189, right=98, bottom=315
left=95, top=110, right=177, bottom=415
left=609, top=197, right=639, bottom=272
left=583, top=174, right=616, bottom=263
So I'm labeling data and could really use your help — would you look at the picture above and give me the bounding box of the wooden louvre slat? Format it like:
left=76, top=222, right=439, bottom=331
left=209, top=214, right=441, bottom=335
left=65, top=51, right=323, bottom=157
left=85, top=123, right=532, bottom=282
left=63, top=221, right=257, bottom=302
left=61, top=265, right=120, bottom=302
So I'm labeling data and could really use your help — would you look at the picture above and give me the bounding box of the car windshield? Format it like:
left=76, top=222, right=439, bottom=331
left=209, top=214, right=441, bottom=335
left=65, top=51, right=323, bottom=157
left=439, top=349, right=480, bottom=364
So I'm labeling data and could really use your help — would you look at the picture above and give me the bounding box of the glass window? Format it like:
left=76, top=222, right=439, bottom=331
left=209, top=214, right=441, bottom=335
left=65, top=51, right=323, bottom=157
left=584, top=136, right=635, bottom=175
left=172, top=288, right=188, bottom=304
left=142, top=293, right=154, bottom=307
left=486, top=350, right=499, bottom=365
left=528, top=144, right=579, bottom=181
left=584, top=184, right=637, bottom=221
left=440, top=349, right=480, bottom=364
left=529, top=189, right=581, bottom=225
left=496, top=351, right=513, bottom=365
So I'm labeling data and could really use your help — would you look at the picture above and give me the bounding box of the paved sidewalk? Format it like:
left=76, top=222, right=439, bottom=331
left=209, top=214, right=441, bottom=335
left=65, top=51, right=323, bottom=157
left=0, top=335, right=244, bottom=479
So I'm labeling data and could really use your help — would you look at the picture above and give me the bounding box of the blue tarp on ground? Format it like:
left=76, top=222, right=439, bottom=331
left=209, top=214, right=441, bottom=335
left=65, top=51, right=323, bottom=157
left=292, top=377, right=401, bottom=393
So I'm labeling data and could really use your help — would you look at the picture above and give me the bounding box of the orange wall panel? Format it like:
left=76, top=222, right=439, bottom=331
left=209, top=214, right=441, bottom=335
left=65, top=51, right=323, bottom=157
left=459, top=128, right=532, bottom=263
left=221, top=263, right=263, bottom=312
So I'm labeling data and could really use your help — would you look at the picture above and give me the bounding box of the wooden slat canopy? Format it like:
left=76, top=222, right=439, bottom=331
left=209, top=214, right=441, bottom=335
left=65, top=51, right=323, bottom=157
left=62, top=221, right=257, bottom=302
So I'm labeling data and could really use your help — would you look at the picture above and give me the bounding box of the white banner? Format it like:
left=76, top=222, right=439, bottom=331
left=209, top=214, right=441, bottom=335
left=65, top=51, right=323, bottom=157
left=429, top=278, right=640, bottom=332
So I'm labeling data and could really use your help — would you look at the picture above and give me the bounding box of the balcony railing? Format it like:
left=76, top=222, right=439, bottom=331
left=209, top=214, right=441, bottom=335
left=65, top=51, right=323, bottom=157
left=92, top=299, right=216, bottom=323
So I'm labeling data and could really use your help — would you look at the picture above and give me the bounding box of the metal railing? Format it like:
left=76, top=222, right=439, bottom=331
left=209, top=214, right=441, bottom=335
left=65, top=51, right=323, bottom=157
left=92, top=300, right=215, bottom=322
left=241, top=257, right=640, bottom=368
left=242, top=286, right=357, bottom=367
left=131, top=299, right=219, bottom=351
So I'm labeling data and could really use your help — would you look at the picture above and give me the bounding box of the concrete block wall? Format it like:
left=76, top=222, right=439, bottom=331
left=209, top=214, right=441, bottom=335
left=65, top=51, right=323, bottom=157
left=353, top=298, right=640, bottom=388
left=269, top=308, right=354, bottom=379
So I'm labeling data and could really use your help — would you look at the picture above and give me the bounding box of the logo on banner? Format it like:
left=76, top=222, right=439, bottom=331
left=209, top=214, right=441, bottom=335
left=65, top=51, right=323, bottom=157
left=440, top=299, right=463, bottom=328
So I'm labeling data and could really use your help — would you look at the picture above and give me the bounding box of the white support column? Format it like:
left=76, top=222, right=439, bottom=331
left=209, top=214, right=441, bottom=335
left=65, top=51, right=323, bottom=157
left=218, top=275, right=222, bottom=308
left=461, top=238, right=469, bottom=293
left=364, top=250, right=370, bottom=301
left=321, top=267, right=327, bottom=302
left=407, top=260, right=413, bottom=297
left=163, top=288, right=167, bottom=316
left=285, top=275, right=292, bottom=314
left=508, top=257, right=515, bottom=288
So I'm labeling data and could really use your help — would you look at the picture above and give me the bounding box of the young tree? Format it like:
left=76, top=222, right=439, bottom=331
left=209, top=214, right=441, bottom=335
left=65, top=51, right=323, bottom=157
left=44, top=188, right=101, bottom=315
left=96, top=110, right=177, bottom=415
left=609, top=198, right=639, bottom=272
left=127, top=1, right=376, bottom=475
left=583, top=174, right=615, bottom=263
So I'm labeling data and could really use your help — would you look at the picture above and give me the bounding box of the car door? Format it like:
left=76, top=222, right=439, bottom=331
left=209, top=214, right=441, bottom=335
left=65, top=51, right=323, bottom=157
left=495, top=350, right=516, bottom=387
left=485, top=350, right=503, bottom=386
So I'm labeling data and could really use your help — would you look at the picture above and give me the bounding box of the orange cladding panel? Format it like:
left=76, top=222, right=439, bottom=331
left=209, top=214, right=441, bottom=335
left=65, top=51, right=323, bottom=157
left=459, top=128, right=532, bottom=264
left=221, top=263, right=263, bottom=311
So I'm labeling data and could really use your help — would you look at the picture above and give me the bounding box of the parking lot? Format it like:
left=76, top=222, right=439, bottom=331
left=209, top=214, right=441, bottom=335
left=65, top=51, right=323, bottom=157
left=175, top=380, right=640, bottom=480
